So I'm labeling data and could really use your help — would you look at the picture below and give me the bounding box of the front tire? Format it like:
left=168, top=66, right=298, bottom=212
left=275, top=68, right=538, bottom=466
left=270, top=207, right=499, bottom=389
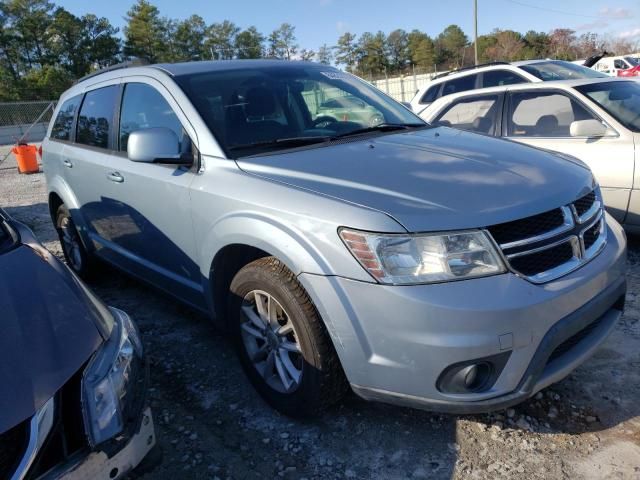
left=229, top=257, right=347, bottom=417
left=55, top=204, right=93, bottom=278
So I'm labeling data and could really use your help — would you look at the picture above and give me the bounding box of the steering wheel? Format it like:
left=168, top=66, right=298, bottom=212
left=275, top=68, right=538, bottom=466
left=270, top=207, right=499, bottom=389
left=313, top=116, right=338, bottom=129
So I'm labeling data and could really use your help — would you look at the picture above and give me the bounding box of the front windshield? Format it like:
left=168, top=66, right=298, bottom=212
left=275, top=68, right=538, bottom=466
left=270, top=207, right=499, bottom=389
left=575, top=81, right=640, bottom=132
left=624, top=56, right=640, bottom=67
left=174, top=64, right=424, bottom=157
left=519, top=60, right=608, bottom=81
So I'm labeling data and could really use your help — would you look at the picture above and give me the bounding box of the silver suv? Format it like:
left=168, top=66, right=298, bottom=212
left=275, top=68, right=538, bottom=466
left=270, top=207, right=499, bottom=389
left=42, top=60, right=627, bottom=417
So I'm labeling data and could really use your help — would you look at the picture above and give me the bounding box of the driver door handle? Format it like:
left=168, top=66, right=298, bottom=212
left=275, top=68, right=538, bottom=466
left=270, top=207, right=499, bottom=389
left=107, top=171, right=124, bottom=183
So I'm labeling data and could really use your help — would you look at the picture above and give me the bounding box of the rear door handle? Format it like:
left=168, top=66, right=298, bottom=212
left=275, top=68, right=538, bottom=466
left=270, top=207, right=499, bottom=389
left=107, top=171, right=124, bottom=183
left=62, top=159, right=73, bottom=168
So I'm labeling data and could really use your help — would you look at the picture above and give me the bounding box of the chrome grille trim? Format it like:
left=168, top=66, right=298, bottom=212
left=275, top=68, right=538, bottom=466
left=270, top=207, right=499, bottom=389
left=499, top=206, right=574, bottom=250
left=488, top=189, right=606, bottom=284
left=10, top=397, right=55, bottom=480
left=572, top=199, right=602, bottom=225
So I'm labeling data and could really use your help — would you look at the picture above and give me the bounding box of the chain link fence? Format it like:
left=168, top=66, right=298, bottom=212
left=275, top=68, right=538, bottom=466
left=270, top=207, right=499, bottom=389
left=0, top=101, right=56, bottom=145
left=369, top=72, right=440, bottom=102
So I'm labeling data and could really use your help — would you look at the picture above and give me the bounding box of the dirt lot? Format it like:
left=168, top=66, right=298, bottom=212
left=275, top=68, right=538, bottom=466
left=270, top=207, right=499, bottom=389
left=2, top=151, right=640, bottom=479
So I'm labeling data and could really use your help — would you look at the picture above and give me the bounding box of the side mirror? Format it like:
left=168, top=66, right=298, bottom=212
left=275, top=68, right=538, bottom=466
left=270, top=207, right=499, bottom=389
left=400, top=101, right=412, bottom=110
left=570, top=119, right=611, bottom=138
left=127, top=127, right=192, bottom=164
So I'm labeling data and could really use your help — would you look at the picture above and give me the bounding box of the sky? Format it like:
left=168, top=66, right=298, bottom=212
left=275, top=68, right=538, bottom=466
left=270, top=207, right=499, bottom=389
left=55, top=0, right=640, bottom=49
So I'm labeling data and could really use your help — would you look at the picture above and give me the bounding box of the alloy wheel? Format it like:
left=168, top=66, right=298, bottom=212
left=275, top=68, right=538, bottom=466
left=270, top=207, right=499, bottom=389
left=240, top=290, right=303, bottom=394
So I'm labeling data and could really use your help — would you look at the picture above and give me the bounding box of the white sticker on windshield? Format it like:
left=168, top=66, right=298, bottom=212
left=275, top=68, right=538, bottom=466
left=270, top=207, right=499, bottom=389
left=320, top=71, right=352, bottom=80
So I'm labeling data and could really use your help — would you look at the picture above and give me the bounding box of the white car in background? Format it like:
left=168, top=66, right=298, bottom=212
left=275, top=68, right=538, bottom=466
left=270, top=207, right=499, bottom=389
left=419, top=78, right=640, bottom=231
left=592, top=56, right=640, bottom=77
left=409, top=59, right=608, bottom=113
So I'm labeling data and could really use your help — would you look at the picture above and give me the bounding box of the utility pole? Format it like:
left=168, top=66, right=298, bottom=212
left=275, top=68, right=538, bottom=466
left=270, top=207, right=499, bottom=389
left=474, top=0, right=478, bottom=65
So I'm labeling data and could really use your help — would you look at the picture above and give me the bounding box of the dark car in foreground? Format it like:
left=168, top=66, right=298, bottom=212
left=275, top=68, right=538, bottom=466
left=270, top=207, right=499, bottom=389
left=0, top=210, right=156, bottom=479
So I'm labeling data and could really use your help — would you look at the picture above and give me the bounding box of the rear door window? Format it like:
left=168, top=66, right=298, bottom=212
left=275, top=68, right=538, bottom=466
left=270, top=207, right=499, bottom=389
left=441, top=74, right=478, bottom=97
left=507, top=90, right=598, bottom=137
left=51, top=96, right=81, bottom=141
left=76, top=86, right=119, bottom=149
left=482, top=70, right=527, bottom=88
left=118, top=83, right=188, bottom=152
left=434, top=94, right=500, bottom=135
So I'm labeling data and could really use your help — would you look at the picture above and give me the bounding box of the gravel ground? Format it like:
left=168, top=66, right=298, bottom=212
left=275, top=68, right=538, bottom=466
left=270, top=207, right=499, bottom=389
left=1, top=148, right=639, bottom=479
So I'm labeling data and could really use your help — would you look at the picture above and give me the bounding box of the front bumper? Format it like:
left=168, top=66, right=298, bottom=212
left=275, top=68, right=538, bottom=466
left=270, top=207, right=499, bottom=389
left=299, top=216, right=627, bottom=413
left=52, top=408, right=156, bottom=480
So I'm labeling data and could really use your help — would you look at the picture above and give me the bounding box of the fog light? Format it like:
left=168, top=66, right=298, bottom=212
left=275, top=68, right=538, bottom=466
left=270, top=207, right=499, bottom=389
left=437, top=352, right=511, bottom=394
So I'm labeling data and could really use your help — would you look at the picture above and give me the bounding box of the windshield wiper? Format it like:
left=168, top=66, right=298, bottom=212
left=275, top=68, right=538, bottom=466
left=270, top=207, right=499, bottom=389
left=332, top=123, right=426, bottom=139
left=228, top=136, right=331, bottom=151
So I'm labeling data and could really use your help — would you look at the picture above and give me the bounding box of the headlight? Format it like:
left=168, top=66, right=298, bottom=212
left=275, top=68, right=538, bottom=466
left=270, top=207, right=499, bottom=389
left=82, top=308, right=144, bottom=446
left=340, top=228, right=506, bottom=285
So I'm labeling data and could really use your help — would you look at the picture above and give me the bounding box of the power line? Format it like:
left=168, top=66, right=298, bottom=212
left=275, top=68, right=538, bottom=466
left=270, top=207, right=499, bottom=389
left=503, top=0, right=601, bottom=19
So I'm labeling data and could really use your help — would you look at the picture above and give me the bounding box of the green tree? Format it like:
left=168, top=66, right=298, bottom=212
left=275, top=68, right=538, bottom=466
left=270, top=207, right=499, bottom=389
left=316, top=43, right=333, bottom=65
left=206, top=20, right=240, bottom=60
left=436, top=24, right=468, bottom=68
left=173, top=15, right=206, bottom=61
left=356, top=31, right=387, bottom=76
left=386, top=29, right=409, bottom=73
left=333, top=32, right=357, bottom=71
left=522, top=31, right=550, bottom=59
left=1, top=0, right=55, bottom=68
left=407, top=30, right=435, bottom=70
left=82, top=14, right=120, bottom=68
left=22, top=64, right=73, bottom=99
left=298, top=48, right=315, bottom=61
left=123, top=0, right=167, bottom=62
left=235, top=26, right=264, bottom=59
left=268, top=23, right=297, bottom=60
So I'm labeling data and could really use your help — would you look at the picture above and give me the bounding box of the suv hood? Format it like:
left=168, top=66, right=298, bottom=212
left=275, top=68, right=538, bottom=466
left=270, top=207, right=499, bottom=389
left=0, top=244, right=103, bottom=433
left=237, top=127, right=594, bottom=232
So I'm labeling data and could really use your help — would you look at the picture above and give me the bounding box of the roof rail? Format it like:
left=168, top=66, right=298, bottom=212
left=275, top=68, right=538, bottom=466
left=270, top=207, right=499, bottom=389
left=75, top=59, right=151, bottom=84
left=432, top=61, right=511, bottom=80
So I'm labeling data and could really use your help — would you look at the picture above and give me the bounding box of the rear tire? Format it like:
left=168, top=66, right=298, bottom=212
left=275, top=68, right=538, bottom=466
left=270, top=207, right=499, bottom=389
left=229, top=257, right=347, bottom=417
left=55, top=204, right=94, bottom=279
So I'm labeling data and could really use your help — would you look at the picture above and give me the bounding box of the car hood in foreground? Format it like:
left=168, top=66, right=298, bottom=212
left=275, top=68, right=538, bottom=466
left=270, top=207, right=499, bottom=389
left=237, top=127, right=594, bottom=232
left=0, top=245, right=103, bottom=433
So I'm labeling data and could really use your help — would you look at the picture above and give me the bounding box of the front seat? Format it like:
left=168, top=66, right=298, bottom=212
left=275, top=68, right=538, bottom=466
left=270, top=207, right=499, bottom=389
left=244, top=86, right=287, bottom=142
left=534, top=115, right=559, bottom=136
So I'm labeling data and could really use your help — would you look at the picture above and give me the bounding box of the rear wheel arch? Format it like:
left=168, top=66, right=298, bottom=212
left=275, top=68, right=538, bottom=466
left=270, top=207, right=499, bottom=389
left=48, top=191, right=63, bottom=224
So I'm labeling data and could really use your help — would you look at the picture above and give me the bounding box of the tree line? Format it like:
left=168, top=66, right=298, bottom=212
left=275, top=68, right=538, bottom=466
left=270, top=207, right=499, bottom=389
left=1, top=0, right=637, bottom=101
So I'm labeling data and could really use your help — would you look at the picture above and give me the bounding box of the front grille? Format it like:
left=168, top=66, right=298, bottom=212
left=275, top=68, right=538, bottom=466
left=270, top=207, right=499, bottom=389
left=0, top=420, right=29, bottom=479
left=547, top=315, right=605, bottom=364
left=573, top=191, right=596, bottom=217
left=509, top=241, right=575, bottom=277
left=488, top=208, right=565, bottom=245
left=487, top=189, right=606, bottom=283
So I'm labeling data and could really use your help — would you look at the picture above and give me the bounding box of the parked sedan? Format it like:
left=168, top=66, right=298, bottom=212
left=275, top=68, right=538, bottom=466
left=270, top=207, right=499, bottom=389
left=0, top=209, right=157, bottom=479
left=420, top=78, right=640, bottom=232
left=314, top=94, right=384, bottom=127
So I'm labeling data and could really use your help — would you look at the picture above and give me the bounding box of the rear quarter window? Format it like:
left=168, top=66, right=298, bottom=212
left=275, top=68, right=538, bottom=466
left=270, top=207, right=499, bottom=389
left=51, top=96, right=81, bottom=141
left=420, top=85, right=440, bottom=104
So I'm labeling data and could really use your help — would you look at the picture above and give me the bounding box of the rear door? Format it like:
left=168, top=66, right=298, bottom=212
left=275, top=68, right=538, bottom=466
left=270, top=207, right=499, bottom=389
left=62, top=82, right=122, bottom=244
left=98, top=78, right=203, bottom=307
left=503, top=88, right=634, bottom=222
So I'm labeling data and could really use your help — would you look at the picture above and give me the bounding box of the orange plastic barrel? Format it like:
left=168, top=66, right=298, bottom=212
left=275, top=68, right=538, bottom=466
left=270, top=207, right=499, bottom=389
left=11, top=144, right=39, bottom=174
